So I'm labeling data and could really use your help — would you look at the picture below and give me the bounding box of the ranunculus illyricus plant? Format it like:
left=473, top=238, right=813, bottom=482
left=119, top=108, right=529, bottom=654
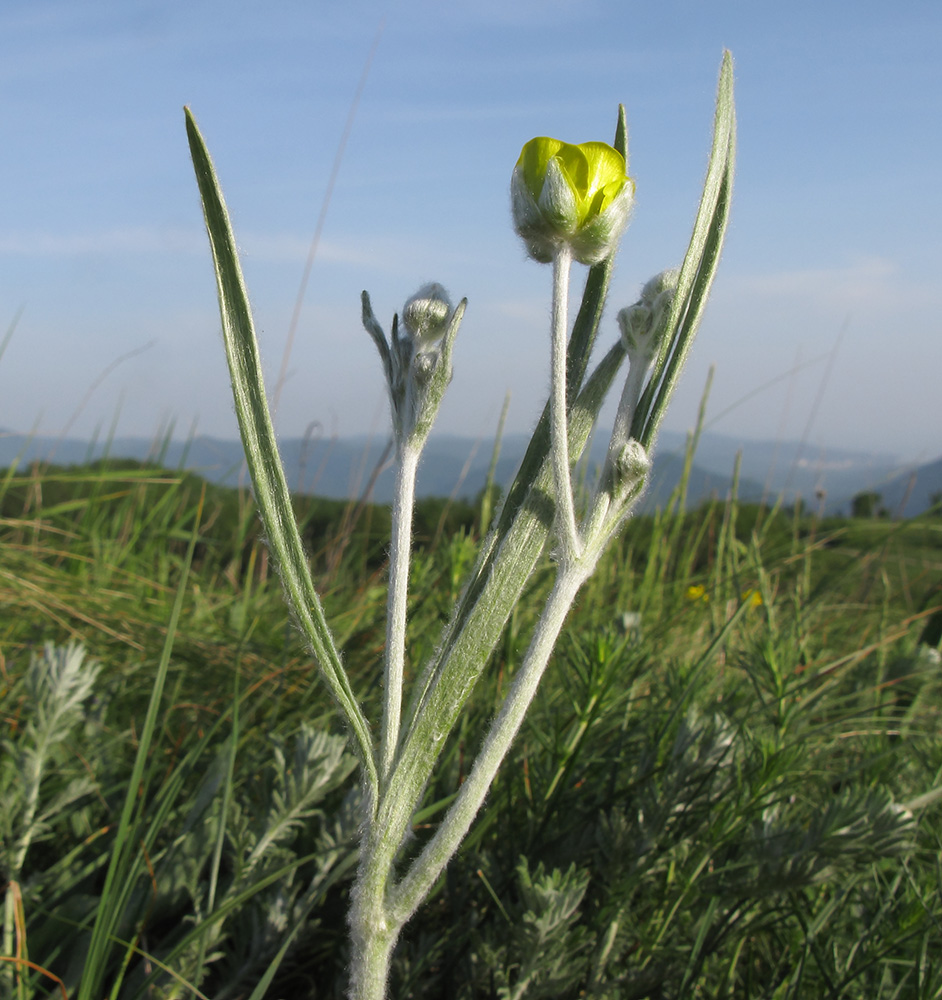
left=186, top=50, right=735, bottom=1000
left=511, top=136, right=634, bottom=264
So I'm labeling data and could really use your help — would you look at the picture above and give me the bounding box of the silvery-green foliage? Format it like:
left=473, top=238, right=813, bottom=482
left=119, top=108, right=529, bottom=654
left=722, top=788, right=918, bottom=895
left=114, top=724, right=359, bottom=999
left=246, top=724, right=357, bottom=871
left=1, top=643, right=101, bottom=878
left=479, top=859, right=592, bottom=1000
left=1, top=643, right=108, bottom=996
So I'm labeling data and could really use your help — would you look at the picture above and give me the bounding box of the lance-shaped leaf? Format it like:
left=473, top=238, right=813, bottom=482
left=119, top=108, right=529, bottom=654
left=185, top=108, right=378, bottom=799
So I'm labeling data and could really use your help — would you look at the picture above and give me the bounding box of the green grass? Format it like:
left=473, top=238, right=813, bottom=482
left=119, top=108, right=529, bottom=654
left=2, top=456, right=941, bottom=999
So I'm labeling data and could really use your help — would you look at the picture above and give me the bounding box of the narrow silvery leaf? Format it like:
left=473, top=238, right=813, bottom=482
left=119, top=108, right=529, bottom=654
left=184, top=108, right=378, bottom=798
left=631, top=51, right=736, bottom=446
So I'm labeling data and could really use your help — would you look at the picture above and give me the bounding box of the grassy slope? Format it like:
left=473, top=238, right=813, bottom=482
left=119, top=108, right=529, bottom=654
left=1, top=459, right=941, bottom=999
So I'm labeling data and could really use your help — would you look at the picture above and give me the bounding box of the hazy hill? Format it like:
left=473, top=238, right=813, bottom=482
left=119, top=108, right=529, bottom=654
left=872, top=456, right=942, bottom=518
left=0, top=427, right=930, bottom=513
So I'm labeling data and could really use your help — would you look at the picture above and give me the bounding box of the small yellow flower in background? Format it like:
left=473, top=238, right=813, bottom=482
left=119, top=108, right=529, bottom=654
left=511, top=137, right=634, bottom=265
left=741, top=588, right=763, bottom=607
left=686, top=584, right=709, bottom=603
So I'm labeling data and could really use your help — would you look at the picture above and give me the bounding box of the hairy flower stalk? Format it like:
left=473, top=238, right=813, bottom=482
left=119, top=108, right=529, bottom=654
left=512, top=134, right=633, bottom=565
left=382, top=442, right=419, bottom=781
left=550, top=244, right=582, bottom=560
left=186, top=50, right=735, bottom=1000
left=363, top=285, right=465, bottom=782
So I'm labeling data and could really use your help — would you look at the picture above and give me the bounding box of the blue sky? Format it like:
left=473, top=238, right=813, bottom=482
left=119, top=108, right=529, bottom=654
left=1, top=0, right=940, bottom=461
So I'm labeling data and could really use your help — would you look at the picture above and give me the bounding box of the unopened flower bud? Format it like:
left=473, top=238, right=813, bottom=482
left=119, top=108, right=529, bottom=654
left=511, top=137, right=634, bottom=265
left=618, top=302, right=652, bottom=352
left=643, top=268, right=679, bottom=336
left=640, top=268, right=679, bottom=306
left=616, top=438, right=650, bottom=483
left=618, top=268, right=679, bottom=365
left=402, top=283, right=453, bottom=347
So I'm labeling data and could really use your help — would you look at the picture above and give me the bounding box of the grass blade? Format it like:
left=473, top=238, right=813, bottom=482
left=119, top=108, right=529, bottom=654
left=76, top=490, right=205, bottom=1000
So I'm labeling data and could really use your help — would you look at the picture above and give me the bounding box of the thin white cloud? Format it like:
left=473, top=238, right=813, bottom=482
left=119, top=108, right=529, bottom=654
left=0, top=228, right=205, bottom=256
left=725, top=257, right=942, bottom=312
left=0, top=227, right=409, bottom=270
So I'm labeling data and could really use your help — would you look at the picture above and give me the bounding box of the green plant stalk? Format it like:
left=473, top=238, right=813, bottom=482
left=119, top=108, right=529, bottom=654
left=549, top=243, right=582, bottom=562
left=366, top=342, right=627, bottom=881
left=380, top=440, right=420, bottom=784
left=184, top=108, right=378, bottom=801
left=391, top=557, right=591, bottom=923
left=352, top=454, right=645, bottom=997
left=347, top=352, right=647, bottom=1000
left=348, top=565, right=586, bottom=1000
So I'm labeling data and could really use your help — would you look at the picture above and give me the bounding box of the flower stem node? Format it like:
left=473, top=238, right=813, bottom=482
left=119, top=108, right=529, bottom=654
left=511, top=137, right=634, bottom=265
left=362, top=285, right=467, bottom=449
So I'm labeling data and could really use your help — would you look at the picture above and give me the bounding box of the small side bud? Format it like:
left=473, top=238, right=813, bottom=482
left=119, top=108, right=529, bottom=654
left=615, top=438, right=650, bottom=484
left=617, top=302, right=653, bottom=358
left=411, top=351, right=436, bottom=384
left=618, top=268, right=679, bottom=367
left=642, top=267, right=679, bottom=342
left=640, top=267, right=679, bottom=305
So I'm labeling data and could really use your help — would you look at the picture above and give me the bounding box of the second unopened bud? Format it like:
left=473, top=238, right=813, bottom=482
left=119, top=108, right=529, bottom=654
left=402, top=283, right=453, bottom=347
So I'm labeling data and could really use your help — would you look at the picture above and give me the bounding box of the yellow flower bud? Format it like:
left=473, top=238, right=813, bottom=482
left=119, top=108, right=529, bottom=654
left=511, top=136, right=634, bottom=265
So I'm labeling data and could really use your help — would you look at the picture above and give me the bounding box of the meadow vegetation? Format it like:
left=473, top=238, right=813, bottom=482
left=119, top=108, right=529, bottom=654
left=4, top=47, right=941, bottom=1000
left=2, top=453, right=941, bottom=998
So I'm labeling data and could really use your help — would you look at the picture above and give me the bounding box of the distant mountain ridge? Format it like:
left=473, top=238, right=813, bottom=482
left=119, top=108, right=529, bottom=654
left=0, top=428, right=934, bottom=515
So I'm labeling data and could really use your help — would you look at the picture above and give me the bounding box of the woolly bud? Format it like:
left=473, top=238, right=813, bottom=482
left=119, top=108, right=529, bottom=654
left=401, top=283, right=453, bottom=347
left=615, top=438, right=650, bottom=484
left=618, top=268, right=679, bottom=365
left=640, top=268, right=679, bottom=306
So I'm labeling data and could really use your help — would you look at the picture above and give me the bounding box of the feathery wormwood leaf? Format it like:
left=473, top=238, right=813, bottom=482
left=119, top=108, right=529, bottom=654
left=200, top=785, right=363, bottom=1000
left=713, top=788, right=919, bottom=896
left=480, top=859, right=591, bottom=1000
left=246, top=724, right=356, bottom=872
left=2, top=642, right=101, bottom=993
left=1, top=643, right=100, bottom=868
left=101, top=721, right=358, bottom=999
